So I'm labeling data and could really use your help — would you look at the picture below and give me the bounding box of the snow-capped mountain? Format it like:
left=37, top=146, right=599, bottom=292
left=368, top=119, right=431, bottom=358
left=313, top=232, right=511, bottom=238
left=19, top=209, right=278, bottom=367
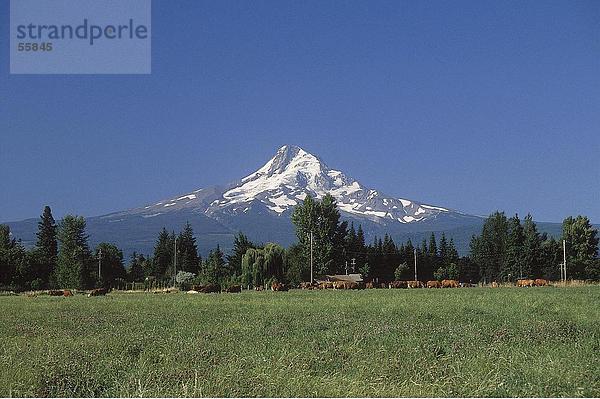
left=5, top=145, right=487, bottom=257
left=135, top=145, right=456, bottom=225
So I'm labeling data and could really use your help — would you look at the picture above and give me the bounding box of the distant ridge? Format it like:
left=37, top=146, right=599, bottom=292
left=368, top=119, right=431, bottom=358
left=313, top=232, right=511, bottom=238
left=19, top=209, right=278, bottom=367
left=5, top=145, right=568, bottom=257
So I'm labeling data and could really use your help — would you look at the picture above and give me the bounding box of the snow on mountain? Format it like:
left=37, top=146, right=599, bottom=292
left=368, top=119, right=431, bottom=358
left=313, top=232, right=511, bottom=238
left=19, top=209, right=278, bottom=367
left=141, top=145, right=454, bottom=225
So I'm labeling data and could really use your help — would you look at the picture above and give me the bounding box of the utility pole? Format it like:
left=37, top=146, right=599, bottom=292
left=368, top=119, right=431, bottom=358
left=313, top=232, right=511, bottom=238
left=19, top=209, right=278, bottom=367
left=310, top=230, right=314, bottom=283
left=414, top=248, right=417, bottom=281
left=345, top=260, right=348, bottom=275
left=563, top=239, right=567, bottom=283
left=351, top=258, right=356, bottom=274
left=173, top=238, right=177, bottom=287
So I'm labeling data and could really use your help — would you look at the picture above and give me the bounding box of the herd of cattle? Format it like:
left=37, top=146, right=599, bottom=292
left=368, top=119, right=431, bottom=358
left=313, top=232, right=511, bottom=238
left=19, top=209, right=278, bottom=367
left=298, top=278, right=551, bottom=290
left=35, top=278, right=551, bottom=297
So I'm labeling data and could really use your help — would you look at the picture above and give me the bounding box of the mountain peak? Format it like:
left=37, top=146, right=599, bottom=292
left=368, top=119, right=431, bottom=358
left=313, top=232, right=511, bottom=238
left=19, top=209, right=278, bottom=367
left=142, top=144, right=454, bottom=224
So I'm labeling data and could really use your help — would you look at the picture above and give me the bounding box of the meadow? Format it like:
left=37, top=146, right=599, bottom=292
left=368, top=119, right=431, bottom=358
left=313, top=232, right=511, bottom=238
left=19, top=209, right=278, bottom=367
left=0, top=287, right=598, bottom=397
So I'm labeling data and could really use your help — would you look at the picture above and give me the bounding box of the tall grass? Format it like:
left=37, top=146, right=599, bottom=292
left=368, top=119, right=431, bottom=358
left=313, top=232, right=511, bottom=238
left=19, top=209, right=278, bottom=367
left=0, top=287, right=598, bottom=397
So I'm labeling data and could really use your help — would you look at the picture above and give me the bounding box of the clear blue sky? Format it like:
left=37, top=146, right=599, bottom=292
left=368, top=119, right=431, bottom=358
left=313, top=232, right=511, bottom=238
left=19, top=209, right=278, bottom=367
left=1, top=0, right=599, bottom=223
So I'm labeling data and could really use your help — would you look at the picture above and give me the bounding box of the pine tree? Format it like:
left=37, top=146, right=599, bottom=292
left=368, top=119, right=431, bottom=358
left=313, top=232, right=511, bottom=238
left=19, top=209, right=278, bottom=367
left=152, top=228, right=174, bottom=278
left=291, top=193, right=346, bottom=275
left=471, top=212, right=509, bottom=283
left=128, top=252, right=147, bottom=282
left=177, top=222, right=200, bottom=274
left=94, top=243, right=126, bottom=287
left=56, top=215, right=92, bottom=289
left=227, top=232, right=255, bottom=276
left=447, top=238, right=460, bottom=264
left=503, top=214, right=524, bottom=280
left=285, top=243, right=307, bottom=285
left=201, top=245, right=226, bottom=285
left=522, top=214, right=542, bottom=278
left=35, top=206, right=57, bottom=287
left=439, top=233, right=449, bottom=265
left=0, top=225, right=30, bottom=290
left=562, top=216, right=599, bottom=279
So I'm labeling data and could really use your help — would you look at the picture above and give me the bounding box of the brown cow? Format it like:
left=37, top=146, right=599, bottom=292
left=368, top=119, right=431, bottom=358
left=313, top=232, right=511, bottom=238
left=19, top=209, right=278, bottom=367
left=271, top=282, right=289, bottom=291
left=407, top=280, right=424, bottom=288
left=319, top=282, right=334, bottom=290
left=197, top=284, right=221, bottom=293
left=48, top=290, right=63, bottom=296
left=63, top=290, right=73, bottom=297
left=534, top=279, right=549, bottom=287
left=389, top=280, right=408, bottom=289
left=427, top=280, right=441, bottom=288
left=517, top=279, right=535, bottom=287
left=334, top=281, right=359, bottom=290
left=88, top=288, right=109, bottom=297
left=365, top=282, right=375, bottom=289
left=224, top=285, right=241, bottom=293
left=441, top=279, right=459, bottom=288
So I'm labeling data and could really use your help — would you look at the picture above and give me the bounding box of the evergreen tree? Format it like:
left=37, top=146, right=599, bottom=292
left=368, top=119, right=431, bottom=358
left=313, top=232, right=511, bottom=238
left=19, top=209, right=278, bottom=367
left=470, top=212, right=509, bottom=283
left=152, top=228, right=174, bottom=278
left=540, top=237, right=561, bottom=280
left=34, top=206, right=57, bottom=287
left=177, top=222, right=200, bottom=274
left=227, top=232, right=255, bottom=276
left=439, top=233, right=449, bottom=265
left=447, top=238, right=460, bottom=265
left=0, top=225, right=31, bottom=290
left=56, top=215, right=92, bottom=289
left=562, top=216, right=599, bottom=279
left=285, top=243, right=307, bottom=285
left=503, top=214, right=524, bottom=280
left=522, top=214, right=542, bottom=278
left=291, top=194, right=346, bottom=275
left=94, top=243, right=127, bottom=287
left=201, top=245, right=226, bottom=285
left=128, top=252, right=147, bottom=282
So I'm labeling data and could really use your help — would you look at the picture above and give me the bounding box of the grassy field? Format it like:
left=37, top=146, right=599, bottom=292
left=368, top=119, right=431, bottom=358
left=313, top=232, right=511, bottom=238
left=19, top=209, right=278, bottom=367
left=0, top=287, right=599, bottom=397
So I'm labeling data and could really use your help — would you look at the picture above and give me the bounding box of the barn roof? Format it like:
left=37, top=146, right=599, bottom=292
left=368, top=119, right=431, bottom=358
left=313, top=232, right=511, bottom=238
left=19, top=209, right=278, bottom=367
left=324, top=274, right=363, bottom=283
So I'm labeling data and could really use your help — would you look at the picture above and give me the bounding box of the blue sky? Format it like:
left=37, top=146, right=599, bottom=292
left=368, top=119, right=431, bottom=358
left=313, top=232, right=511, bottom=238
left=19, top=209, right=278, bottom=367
left=1, top=0, right=599, bottom=223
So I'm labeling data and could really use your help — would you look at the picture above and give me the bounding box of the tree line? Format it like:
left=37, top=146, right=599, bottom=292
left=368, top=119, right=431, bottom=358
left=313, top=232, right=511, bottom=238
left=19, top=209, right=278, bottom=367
left=1, top=197, right=598, bottom=291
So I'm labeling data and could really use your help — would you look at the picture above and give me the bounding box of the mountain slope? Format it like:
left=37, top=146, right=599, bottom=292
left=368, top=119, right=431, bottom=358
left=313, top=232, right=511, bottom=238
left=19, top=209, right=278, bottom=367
left=5, top=145, right=504, bottom=256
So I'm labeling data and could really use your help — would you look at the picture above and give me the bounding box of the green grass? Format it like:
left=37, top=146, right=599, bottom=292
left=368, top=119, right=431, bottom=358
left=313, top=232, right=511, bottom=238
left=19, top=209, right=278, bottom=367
left=1, top=287, right=599, bottom=397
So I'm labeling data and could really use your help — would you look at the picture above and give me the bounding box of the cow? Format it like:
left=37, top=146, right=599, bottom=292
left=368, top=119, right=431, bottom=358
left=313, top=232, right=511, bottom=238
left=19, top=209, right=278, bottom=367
left=407, top=280, right=424, bottom=289
left=534, top=279, right=549, bottom=287
left=88, top=288, right=109, bottom=297
left=491, top=281, right=499, bottom=288
left=186, top=290, right=199, bottom=294
left=299, top=282, right=314, bottom=290
left=319, top=282, right=334, bottom=290
left=334, top=281, right=359, bottom=290
left=517, top=279, right=535, bottom=287
left=441, top=279, right=459, bottom=288
left=198, top=284, right=221, bottom=293
left=460, top=282, right=473, bottom=288
left=388, top=280, right=408, bottom=289
left=254, top=285, right=264, bottom=291
left=224, top=285, right=241, bottom=293
left=365, top=282, right=375, bottom=289
left=48, top=290, right=63, bottom=296
left=271, top=282, right=289, bottom=291
left=63, top=290, right=73, bottom=297
left=427, top=280, right=441, bottom=288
